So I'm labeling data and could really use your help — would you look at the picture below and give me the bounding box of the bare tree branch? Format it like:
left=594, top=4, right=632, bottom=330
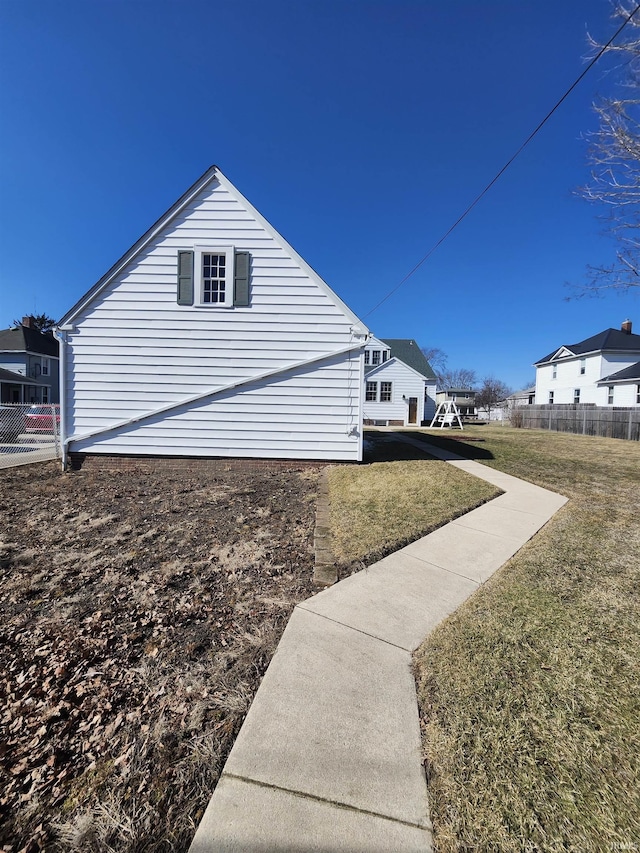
left=571, top=2, right=640, bottom=297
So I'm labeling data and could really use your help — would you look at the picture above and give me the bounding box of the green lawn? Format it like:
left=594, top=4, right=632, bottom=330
left=412, top=426, right=640, bottom=852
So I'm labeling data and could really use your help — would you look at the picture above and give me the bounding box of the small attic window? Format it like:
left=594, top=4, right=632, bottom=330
left=177, top=248, right=250, bottom=307
left=196, top=247, right=234, bottom=308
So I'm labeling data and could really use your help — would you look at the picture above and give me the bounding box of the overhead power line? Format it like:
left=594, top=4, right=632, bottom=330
left=363, top=3, right=640, bottom=319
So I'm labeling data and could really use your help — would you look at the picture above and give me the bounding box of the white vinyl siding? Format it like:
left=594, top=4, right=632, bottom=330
left=363, top=360, right=425, bottom=426
left=64, top=177, right=365, bottom=460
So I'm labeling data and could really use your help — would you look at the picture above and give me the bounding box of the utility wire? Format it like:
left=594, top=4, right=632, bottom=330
left=363, top=3, right=640, bottom=319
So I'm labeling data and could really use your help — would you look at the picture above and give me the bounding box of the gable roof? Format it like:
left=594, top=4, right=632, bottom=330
left=58, top=166, right=368, bottom=333
left=380, top=339, right=436, bottom=379
left=364, top=356, right=430, bottom=382
left=535, top=327, right=640, bottom=365
left=0, top=326, right=59, bottom=358
left=598, top=360, right=640, bottom=384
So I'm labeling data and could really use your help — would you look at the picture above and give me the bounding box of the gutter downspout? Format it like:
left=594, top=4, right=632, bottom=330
left=53, top=327, right=70, bottom=471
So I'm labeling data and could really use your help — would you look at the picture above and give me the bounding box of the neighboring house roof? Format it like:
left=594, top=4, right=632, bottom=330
left=380, top=339, right=436, bottom=379
left=364, top=356, right=429, bottom=382
left=59, top=165, right=368, bottom=334
left=438, top=387, right=476, bottom=394
left=0, top=366, right=50, bottom=386
left=598, top=361, right=640, bottom=384
left=0, top=326, right=59, bottom=358
left=535, top=327, right=640, bottom=365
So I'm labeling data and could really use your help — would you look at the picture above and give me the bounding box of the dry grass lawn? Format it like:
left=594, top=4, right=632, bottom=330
left=412, top=426, right=640, bottom=852
left=328, top=431, right=499, bottom=570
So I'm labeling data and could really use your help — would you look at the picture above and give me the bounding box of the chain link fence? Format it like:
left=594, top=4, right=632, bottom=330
left=0, top=404, right=61, bottom=469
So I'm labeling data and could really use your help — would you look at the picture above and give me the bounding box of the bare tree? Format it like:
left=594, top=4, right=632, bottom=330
left=476, top=377, right=511, bottom=419
left=573, top=2, right=640, bottom=296
left=437, top=368, right=477, bottom=390
left=420, top=345, right=448, bottom=374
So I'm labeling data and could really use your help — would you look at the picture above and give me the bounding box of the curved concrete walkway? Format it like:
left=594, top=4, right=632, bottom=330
left=189, top=437, right=567, bottom=852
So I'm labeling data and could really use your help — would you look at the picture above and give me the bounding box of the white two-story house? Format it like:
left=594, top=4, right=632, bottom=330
left=534, top=320, right=640, bottom=407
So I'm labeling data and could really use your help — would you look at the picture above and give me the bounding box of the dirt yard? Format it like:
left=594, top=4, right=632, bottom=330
left=0, top=459, right=319, bottom=852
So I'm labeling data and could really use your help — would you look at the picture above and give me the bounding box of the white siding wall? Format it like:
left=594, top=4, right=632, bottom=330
left=424, top=381, right=436, bottom=422
left=65, top=178, right=363, bottom=460
left=363, top=361, right=424, bottom=425
left=598, top=382, right=640, bottom=407
left=535, top=351, right=640, bottom=405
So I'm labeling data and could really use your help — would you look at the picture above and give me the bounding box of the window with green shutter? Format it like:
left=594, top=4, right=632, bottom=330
left=178, top=247, right=251, bottom=308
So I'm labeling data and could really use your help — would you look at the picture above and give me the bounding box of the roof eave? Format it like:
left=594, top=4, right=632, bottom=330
left=58, top=165, right=221, bottom=327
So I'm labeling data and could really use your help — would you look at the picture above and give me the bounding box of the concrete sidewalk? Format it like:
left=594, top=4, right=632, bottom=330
left=189, top=437, right=568, bottom=852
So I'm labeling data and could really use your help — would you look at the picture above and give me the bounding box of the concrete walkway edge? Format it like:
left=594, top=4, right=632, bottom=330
left=189, top=437, right=568, bottom=852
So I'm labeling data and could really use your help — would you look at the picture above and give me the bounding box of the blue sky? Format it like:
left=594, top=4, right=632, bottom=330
left=1, top=0, right=638, bottom=390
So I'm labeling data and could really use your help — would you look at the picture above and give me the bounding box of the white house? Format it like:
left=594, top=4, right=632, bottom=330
left=363, top=337, right=436, bottom=426
left=534, top=320, right=640, bottom=407
left=56, top=166, right=369, bottom=466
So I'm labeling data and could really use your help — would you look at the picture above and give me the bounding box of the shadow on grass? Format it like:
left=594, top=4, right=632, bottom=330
left=363, top=429, right=495, bottom=463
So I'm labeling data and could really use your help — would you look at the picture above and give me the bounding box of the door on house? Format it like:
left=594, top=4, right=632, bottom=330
left=408, top=397, right=418, bottom=424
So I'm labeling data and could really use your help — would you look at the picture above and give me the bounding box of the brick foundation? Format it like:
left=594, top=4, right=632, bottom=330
left=69, top=452, right=328, bottom=475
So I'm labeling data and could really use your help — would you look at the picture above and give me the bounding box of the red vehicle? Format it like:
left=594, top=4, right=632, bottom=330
left=25, top=405, right=60, bottom=433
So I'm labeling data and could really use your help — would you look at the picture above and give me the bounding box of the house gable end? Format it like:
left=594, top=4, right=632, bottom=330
left=59, top=166, right=368, bottom=334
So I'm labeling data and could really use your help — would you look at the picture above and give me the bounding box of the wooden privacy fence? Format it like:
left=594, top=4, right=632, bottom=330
left=513, top=404, right=640, bottom=441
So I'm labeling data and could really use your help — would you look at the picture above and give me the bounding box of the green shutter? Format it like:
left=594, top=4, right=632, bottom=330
left=177, top=250, right=194, bottom=305
left=233, top=251, right=250, bottom=306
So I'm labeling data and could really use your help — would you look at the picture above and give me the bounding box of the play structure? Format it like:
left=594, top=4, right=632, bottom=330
left=429, top=400, right=464, bottom=430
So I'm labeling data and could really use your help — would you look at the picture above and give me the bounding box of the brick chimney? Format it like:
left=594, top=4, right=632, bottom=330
left=22, top=315, right=34, bottom=328
left=621, top=318, right=632, bottom=335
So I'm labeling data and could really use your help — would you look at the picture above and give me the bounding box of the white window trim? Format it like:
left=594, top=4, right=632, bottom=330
left=380, top=382, right=392, bottom=402
left=41, top=357, right=50, bottom=376
left=195, top=245, right=234, bottom=308
left=365, top=381, right=378, bottom=402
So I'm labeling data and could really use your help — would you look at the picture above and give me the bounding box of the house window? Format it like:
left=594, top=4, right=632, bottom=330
left=42, top=386, right=49, bottom=403
left=364, top=350, right=370, bottom=365
left=574, top=389, right=580, bottom=404
left=382, top=350, right=389, bottom=362
left=380, top=382, right=392, bottom=402
left=548, top=391, right=554, bottom=405
left=372, top=350, right=381, bottom=365
left=636, top=385, right=640, bottom=404
left=552, top=364, right=557, bottom=379
left=608, top=386, right=614, bottom=405
left=196, top=246, right=234, bottom=307
left=366, top=381, right=378, bottom=402
left=41, top=358, right=50, bottom=377
left=580, top=359, right=586, bottom=375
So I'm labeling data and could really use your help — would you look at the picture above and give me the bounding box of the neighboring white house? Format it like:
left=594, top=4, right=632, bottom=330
left=56, top=166, right=369, bottom=465
left=534, top=320, right=640, bottom=407
left=0, top=318, right=59, bottom=404
left=363, top=337, right=436, bottom=426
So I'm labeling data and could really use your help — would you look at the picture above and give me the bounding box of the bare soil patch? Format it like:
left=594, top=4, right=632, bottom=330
left=0, top=460, right=318, bottom=852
